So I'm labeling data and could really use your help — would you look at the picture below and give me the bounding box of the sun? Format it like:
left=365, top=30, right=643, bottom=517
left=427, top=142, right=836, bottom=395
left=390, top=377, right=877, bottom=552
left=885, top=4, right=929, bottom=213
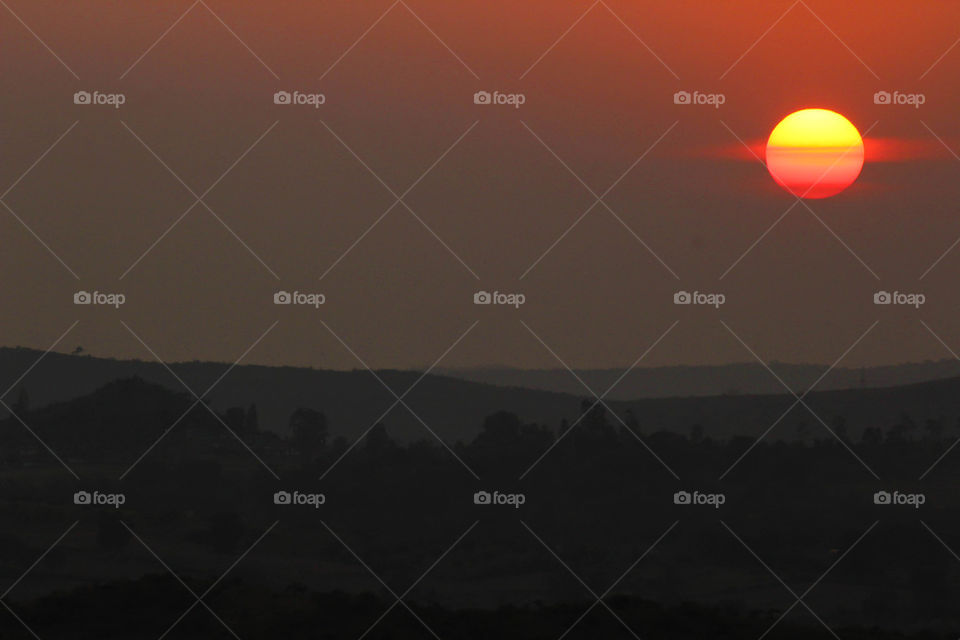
left=765, top=109, right=864, bottom=199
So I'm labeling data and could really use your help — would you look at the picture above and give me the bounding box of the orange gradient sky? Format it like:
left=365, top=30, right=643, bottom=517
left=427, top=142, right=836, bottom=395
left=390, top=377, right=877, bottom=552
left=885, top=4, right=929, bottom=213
left=2, top=0, right=960, bottom=370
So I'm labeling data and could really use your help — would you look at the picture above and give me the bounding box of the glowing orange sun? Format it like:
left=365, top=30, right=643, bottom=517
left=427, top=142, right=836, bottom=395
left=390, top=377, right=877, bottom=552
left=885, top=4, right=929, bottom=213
left=765, top=108, right=864, bottom=199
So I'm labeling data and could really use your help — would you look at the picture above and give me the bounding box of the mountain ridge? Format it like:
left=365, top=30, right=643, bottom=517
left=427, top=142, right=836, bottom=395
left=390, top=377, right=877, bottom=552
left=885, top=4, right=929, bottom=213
left=2, top=347, right=960, bottom=444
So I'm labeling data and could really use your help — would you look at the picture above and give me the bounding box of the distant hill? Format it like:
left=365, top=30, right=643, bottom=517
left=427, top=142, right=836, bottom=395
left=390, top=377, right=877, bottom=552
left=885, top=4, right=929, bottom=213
left=438, top=360, right=960, bottom=400
left=2, top=347, right=960, bottom=443
left=0, top=347, right=582, bottom=442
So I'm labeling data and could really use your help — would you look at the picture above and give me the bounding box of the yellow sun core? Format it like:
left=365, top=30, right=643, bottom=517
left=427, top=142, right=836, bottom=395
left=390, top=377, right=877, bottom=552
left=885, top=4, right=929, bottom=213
left=765, top=108, right=864, bottom=199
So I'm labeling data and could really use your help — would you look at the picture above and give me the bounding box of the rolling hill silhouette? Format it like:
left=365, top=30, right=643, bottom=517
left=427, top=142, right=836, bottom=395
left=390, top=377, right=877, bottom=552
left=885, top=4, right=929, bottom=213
left=440, top=360, right=960, bottom=400
left=2, top=347, right=960, bottom=444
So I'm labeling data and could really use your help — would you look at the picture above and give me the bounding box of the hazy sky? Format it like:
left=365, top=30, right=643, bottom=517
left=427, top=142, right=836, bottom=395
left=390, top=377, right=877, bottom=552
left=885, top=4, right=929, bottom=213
left=2, top=0, right=960, bottom=371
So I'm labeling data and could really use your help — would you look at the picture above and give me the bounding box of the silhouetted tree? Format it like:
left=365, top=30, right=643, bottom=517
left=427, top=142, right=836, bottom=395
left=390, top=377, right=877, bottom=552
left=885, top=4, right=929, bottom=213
left=577, top=399, right=616, bottom=445
left=690, top=424, right=704, bottom=443
left=290, top=408, right=327, bottom=462
left=475, top=411, right=521, bottom=447
left=224, top=407, right=246, bottom=433
left=833, top=416, right=848, bottom=441
left=365, top=423, right=394, bottom=454
left=244, top=403, right=259, bottom=434
left=622, top=409, right=641, bottom=437
left=862, top=426, right=883, bottom=445
left=892, top=412, right=917, bottom=441
left=12, top=386, right=28, bottom=414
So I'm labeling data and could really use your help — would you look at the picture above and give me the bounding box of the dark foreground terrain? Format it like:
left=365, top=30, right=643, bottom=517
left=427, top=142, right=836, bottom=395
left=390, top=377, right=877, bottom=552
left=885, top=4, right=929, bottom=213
left=5, top=577, right=955, bottom=640
left=2, top=375, right=959, bottom=637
